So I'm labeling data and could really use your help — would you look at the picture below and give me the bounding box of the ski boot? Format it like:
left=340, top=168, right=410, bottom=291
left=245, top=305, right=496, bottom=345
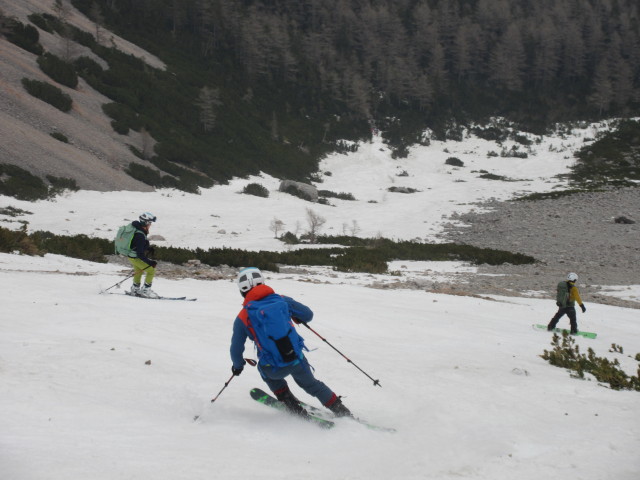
left=130, top=283, right=141, bottom=296
left=275, top=388, right=309, bottom=419
left=326, top=396, right=352, bottom=418
left=138, top=283, right=159, bottom=299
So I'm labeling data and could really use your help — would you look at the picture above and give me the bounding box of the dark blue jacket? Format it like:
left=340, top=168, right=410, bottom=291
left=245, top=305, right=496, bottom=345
left=230, top=284, right=313, bottom=369
left=130, top=221, right=154, bottom=266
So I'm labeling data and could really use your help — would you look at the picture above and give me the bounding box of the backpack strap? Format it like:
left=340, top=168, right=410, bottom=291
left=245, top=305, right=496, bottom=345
left=239, top=303, right=263, bottom=352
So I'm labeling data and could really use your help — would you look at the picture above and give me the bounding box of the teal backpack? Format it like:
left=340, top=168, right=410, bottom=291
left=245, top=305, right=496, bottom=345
left=114, top=224, right=141, bottom=257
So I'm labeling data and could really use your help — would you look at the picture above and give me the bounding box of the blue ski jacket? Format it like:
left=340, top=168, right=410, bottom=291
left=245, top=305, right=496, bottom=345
left=230, top=284, right=313, bottom=369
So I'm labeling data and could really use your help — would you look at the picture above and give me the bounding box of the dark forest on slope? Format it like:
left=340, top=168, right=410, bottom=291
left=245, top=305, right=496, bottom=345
left=27, top=0, right=640, bottom=185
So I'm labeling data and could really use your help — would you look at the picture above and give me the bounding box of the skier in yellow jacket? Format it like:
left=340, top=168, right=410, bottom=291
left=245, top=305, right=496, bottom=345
left=547, top=272, right=586, bottom=334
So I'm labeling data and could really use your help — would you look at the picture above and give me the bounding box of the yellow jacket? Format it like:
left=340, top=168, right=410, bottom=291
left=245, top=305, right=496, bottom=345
left=568, top=283, right=583, bottom=307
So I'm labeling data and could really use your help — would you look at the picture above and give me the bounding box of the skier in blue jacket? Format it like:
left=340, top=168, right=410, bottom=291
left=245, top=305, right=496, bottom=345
left=230, top=267, right=351, bottom=419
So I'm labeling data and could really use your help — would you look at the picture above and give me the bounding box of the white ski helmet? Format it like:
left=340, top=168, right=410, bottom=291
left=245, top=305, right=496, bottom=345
left=567, top=272, right=578, bottom=282
left=237, top=267, right=264, bottom=294
left=139, top=212, right=157, bottom=225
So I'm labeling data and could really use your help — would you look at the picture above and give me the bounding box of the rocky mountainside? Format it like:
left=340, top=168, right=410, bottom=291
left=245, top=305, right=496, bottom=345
left=0, top=0, right=164, bottom=191
left=438, top=187, right=640, bottom=309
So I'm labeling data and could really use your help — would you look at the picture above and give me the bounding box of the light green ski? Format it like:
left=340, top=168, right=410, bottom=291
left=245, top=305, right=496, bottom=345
left=533, top=324, right=597, bottom=339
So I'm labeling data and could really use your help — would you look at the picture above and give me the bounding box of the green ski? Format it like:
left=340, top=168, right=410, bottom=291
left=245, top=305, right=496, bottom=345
left=249, top=388, right=335, bottom=429
left=297, top=399, right=396, bottom=433
left=250, top=388, right=395, bottom=433
left=533, top=324, right=597, bottom=339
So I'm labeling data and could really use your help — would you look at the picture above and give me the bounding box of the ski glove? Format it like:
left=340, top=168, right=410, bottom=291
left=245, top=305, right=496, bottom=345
left=292, top=316, right=305, bottom=324
left=231, top=365, right=244, bottom=376
left=580, top=304, right=586, bottom=313
left=147, top=260, right=157, bottom=268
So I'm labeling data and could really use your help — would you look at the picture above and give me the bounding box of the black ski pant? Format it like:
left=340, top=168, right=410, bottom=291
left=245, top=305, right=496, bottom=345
left=548, top=306, right=577, bottom=333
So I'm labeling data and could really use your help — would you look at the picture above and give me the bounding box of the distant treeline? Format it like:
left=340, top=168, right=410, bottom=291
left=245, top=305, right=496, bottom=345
left=72, top=0, right=640, bottom=137
left=4, top=1, right=638, bottom=191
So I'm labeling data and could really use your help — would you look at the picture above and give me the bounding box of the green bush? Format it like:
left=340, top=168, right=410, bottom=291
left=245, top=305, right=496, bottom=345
left=4, top=18, right=43, bottom=55
left=0, top=164, right=50, bottom=200
left=281, top=231, right=299, bottom=244
left=74, top=56, right=104, bottom=77
left=514, top=188, right=605, bottom=201
left=1, top=227, right=537, bottom=274
left=541, top=332, right=640, bottom=391
left=318, top=190, right=356, bottom=200
left=148, top=158, right=213, bottom=193
left=50, top=131, right=69, bottom=143
left=0, top=227, right=109, bottom=262
left=0, top=164, right=79, bottom=200
left=0, top=226, right=41, bottom=255
left=30, top=231, right=112, bottom=263
left=388, top=186, right=419, bottom=193
left=46, top=175, right=79, bottom=195
left=479, top=173, right=509, bottom=181
left=572, top=120, right=640, bottom=186
left=27, top=13, right=54, bottom=33
left=125, top=162, right=166, bottom=187
left=0, top=206, right=32, bottom=217
left=243, top=183, right=269, bottom=197
left=111, top=120, right=130, bottom=135
left=37, top=53, right=78, bottom=88
left=445, top=157, right=464, bottom=167
left=102, top=102, right=141, bottom=132
left=21, top=78, right=72, bottom=112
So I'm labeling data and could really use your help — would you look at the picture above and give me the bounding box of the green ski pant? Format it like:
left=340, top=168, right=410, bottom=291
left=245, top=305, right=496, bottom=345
left=128, top=257, right=156, bottom=285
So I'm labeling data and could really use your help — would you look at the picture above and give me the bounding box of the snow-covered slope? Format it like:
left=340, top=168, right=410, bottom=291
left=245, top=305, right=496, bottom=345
left=1, top=122, right=639, bottom=479
left=0, top=121, right=615, bottom=250
left=1, top=253, right=639, bottom=480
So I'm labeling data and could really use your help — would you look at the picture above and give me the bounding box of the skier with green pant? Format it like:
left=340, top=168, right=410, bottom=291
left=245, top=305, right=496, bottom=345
left=114, top=212, right=159, bottom=298
left=547, top=272, right=586, bottom=334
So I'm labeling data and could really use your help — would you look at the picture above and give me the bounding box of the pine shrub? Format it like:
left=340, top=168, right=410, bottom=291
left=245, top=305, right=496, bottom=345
left=21, top=78, right=72, bottom=112
left=243, top=183, right=269, bottom=197
left=111, top=120, right=129, bottom=134
left=0, top=226, right=41, bottom=255
left=281, top=232, right=299, bottom=244
left=318, top=190, right=356, bottom=201
left=27, top=13, right=54, bottom=33
left=125, top=162, right=168, bottom=188
left=74, top=56, right=104, bottom=77
left=0, top=164, right=50, bottom=200
left=29, top=231, right=112, bottom=263
left=572, top=120, right=640, bottom=186
left=4, top=18, right=43, bottom=55
left=0, top=206, right=32, bottom=217
left=37, top=53, right=78, bottom=89
left=541, top=332, right=640, bottom=391
left=102, top=103, right=141, bottom=132
left=46, top=175, right=79, bottom=195
left=445, top=157, right=464, bottom=167
left=50, top=131, right=69, bottom=143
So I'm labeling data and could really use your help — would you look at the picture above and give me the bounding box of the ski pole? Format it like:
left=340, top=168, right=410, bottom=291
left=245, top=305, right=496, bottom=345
left=100, top=265, right=150, bottom=294
left=210, top=374, right=235, bottom=403
left=210, top=359, right=257, bottom=403
left=300, top=322, right=381, bottom=387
